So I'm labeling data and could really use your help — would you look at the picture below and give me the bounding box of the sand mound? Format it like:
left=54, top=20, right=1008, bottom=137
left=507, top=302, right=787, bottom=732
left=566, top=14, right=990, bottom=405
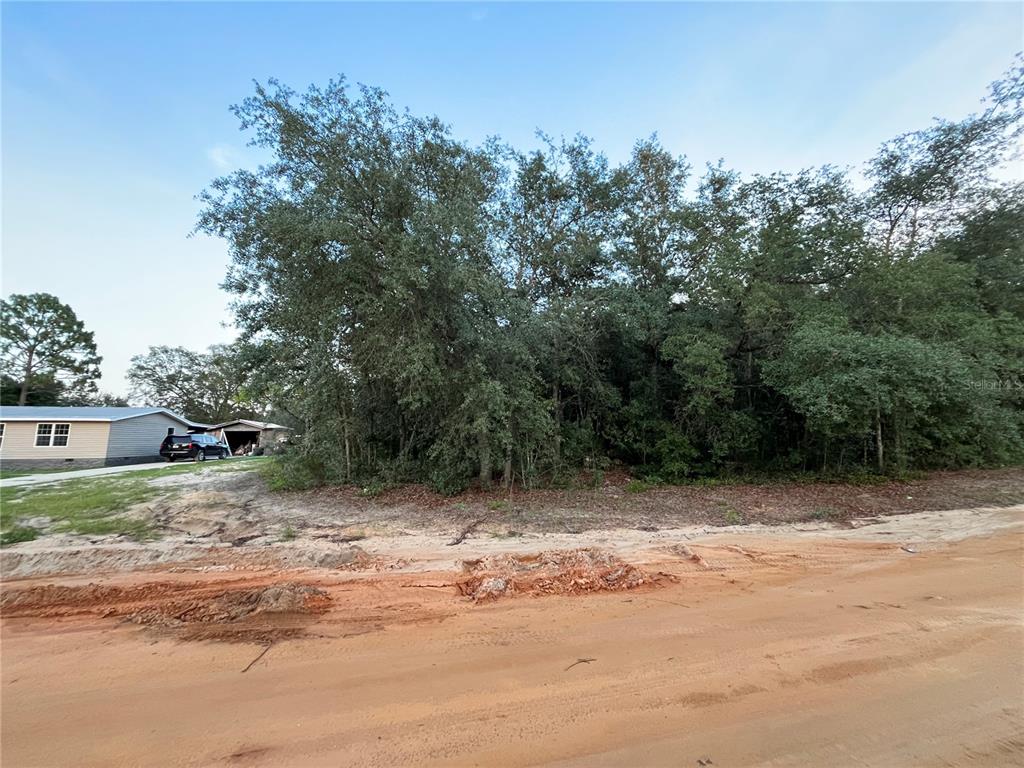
left=1, top=580, right=330, bottom=643
left=456, top=548, right=664, bottom=601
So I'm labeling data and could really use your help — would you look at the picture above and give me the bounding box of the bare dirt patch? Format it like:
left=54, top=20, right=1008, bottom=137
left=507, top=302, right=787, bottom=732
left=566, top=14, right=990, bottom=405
left=456, top=547, right=672, bottom=601
left=250, top=466, right=1024, bottom=535
left=2, top=526, right=1021, bottom=767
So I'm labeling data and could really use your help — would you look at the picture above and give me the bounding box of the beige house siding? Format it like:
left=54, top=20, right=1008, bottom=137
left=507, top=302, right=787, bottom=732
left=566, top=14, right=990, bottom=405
left=0, top=420, right=111, bottom=461
left=106, top=412, right=187, bottom=461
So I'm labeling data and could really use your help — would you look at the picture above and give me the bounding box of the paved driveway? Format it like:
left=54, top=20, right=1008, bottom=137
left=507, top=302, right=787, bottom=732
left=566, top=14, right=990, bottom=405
left=0, top=460, right=197, bottom=488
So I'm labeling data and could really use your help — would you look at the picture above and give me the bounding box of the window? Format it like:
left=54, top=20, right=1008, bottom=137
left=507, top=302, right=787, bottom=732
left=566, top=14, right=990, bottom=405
left=35, top=423, right=70, bottom=447
left=53, top=423, right=70, bottom=447
left=0, top=423, right=4, bottom=449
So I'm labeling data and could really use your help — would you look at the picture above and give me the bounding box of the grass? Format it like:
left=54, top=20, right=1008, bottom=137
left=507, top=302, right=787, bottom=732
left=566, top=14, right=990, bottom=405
left=0, top=466, right=90, bottom=479
left=280, top=524, right=297, bottom=542
left=0, top=525, right=39, bottom=546
left=0, top=476, right=160, bottom=544
left=0, top=457, right=273, bottom=547
left=625, top=479, right=656, bottom=493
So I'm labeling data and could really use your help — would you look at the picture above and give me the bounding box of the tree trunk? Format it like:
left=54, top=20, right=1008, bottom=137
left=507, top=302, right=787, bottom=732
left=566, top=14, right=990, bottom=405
left=502, top=447, right=513, bottom=489
left=18, top=348, right=35, bottom=406
left=552, top=382, right=562, bottom=470
left=343, top=425, right=352, bottom=482
left=875, top=405, right=884, bottom=473
left=478, top=428, right=491, bottom=488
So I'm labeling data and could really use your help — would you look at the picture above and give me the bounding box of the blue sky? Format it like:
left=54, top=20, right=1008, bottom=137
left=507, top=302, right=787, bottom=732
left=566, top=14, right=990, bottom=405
left=3, top=2, right=1021, bottom=396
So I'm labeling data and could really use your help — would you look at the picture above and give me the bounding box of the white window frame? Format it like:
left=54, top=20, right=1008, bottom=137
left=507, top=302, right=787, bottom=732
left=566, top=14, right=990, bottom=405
left=35, top=423, right=71, bottom=448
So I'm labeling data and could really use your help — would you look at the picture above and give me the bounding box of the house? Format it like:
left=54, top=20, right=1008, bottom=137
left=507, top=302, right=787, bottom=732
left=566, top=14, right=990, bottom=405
left=206, top=419, right=292, bottom=455
left=0, top=406, right=208, bottom=469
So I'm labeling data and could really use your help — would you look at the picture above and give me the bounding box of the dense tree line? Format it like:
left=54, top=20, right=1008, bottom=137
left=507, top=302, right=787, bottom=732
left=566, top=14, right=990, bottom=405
left=197, top=62, right=1024, bottom=492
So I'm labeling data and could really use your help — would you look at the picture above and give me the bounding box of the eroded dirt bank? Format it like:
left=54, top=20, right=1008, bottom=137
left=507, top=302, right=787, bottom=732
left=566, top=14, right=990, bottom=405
left=2, top=506, right=1022, bottom=767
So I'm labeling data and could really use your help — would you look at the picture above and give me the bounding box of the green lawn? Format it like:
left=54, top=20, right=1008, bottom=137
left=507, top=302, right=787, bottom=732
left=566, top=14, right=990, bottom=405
left=0, top=476, right=158, bottom=544
left=0, top=466, right=84, bottom=479
left=0, top=457, right=268, bottom=545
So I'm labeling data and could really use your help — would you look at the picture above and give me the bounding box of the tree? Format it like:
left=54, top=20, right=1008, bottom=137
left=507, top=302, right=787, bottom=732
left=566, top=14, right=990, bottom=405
left=127, top=343, right=264, bottom=423
left=194, top=61, right=1024, bottom=491
left=0, top=293, right=102, bottom=406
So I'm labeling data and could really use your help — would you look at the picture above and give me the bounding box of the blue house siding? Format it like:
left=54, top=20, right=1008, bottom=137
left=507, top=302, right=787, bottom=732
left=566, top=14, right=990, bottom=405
left=105, top=412, right=190, bottom=464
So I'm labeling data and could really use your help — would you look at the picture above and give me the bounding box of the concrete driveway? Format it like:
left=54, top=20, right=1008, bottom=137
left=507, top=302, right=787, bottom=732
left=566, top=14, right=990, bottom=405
left=0, top=460, right=204, bottom=488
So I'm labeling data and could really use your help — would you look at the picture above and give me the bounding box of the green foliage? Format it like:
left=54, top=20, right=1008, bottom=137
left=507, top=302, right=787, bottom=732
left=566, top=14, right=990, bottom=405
left=0, top=293, right=102, bottom=406
left=127, top=342, right=270, bottom=423
left=197, top=63, right=1024, bottom=491
left=280, top=524, right=297, bottom=541
left=723, top=508, right=743, bottom=525
left=625, top=479, right=654, bottom=493
left=258, top=453, right=329, bottom=491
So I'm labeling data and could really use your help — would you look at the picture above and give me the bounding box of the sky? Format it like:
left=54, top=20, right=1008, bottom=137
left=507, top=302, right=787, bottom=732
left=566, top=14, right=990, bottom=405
left=2, top=2, right=1022, bottom=396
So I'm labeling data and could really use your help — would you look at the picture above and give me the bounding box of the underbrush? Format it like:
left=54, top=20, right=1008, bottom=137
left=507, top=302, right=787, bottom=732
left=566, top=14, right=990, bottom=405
left=626, top=467, right=927, bottom=492
left=259, top=453, right=331, bottom=491
left=257, top=450, right=960, bottom=500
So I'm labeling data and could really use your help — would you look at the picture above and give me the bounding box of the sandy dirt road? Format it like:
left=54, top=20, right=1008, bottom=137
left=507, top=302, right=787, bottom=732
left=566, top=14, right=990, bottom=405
left=2, top=509, right=1022, bottom=767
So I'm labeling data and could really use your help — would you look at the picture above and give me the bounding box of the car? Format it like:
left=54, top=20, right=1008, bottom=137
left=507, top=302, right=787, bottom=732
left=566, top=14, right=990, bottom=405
left=160, top=433, right=229, bottom=462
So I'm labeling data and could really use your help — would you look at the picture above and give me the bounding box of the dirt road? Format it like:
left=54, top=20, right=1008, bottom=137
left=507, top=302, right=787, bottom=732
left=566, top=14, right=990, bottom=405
left=2, top=508, right=1022, bottom=767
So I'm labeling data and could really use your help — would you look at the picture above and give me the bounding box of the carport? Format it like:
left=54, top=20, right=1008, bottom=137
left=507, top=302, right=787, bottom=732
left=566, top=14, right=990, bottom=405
left=207, top=419, right=292, bottom=455
left=222, top=428, right=260, bottom=454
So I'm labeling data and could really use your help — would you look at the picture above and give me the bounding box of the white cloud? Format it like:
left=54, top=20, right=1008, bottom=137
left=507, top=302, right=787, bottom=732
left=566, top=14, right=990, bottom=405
left=206, top=144, right=236, bottom=171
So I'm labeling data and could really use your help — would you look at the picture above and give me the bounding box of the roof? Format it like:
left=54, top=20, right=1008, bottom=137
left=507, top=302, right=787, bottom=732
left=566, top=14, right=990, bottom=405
left=209, top=418, right=292, bottom=431
left=0, top=406, right=208, bottom=428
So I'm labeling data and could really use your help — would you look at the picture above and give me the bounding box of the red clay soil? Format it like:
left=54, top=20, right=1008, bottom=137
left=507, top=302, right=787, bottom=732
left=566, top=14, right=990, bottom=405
left=2, top=525, right=1021, bottom=767
left=0, top=579, right=331, bottom=642
left=456, top=548, right=672, bottom=601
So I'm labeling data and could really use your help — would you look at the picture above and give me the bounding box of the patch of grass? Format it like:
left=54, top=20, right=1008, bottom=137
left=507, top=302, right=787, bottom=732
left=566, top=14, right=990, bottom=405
left=280, top=524, right=297, bottom=542
left=0, top=476, right=158, bottom=543
left=723, top=508, right=743, bottom=525
left=128, top=456, right=268, bottom=480
left=0, top=525, right=39, bottom=546
left=0, top=466, right=80, bottom=479
left=625, top=479, right=653, bottom=493
left=808, top=507, right=843, bottom=522
left=488, top=499, right=509, bottom=512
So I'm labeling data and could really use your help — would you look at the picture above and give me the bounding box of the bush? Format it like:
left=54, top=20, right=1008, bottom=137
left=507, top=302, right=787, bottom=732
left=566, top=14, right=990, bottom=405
left=359, top=480, right=390, bottom=498
left=723, top=508, right=743, bottom=525
left=259, top=454, right=327, bottom=491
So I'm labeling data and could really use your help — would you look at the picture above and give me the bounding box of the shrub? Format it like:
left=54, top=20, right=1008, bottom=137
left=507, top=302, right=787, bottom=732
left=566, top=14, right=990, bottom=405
left=625, top=479, right=652, bottom=493
left=259, top=454, right=326, bottom=491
